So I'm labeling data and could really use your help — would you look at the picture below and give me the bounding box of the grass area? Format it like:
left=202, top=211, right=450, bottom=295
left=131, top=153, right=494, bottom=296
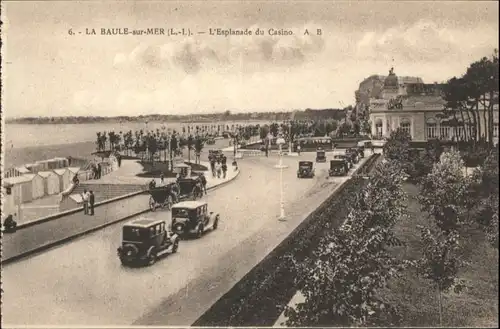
left=379, top=183, right=499, bottom=327
left=136, top=161, right=208, bottom=178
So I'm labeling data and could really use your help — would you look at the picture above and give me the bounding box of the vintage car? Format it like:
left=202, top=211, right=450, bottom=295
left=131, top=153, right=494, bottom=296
left=117, top=218, right=179, bottom=267
left=329, top=159, right=349, bottom=176
left=357, top=145, right=365, bottom=158
left=297, top=161, right=315, bottom=178
left=345, top=148, right=360, bottom=164
left=333, top=154, right=353, bottom=169
left=316, top=148, right=327, bottom=162
left=177, top=176, right=204, bottom=200
left=171, top=201, right=220, bottom=238
left=206, top=137, right=216, bottom=145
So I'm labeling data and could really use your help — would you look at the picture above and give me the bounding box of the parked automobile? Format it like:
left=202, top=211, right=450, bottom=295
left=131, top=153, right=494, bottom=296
left=329, top=159, right=348, bottom=176
left=345, top=148, right=359, bottom=164
left=117, top=218, right=180, bottom=267
left=316, top=148, right=327, bottom=162
left=297, top=161, right=315, bottom=178
left=333, top=154, right=353, bottom=169
left=171, top=201, right=220, bottom=238
left=177, top=176, right=204, bottom=200
left=206, top=137, right=216, bottom=145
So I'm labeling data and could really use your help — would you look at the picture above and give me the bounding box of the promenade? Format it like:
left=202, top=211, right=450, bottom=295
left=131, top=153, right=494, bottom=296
left=2, top=161, right=240, bottom=263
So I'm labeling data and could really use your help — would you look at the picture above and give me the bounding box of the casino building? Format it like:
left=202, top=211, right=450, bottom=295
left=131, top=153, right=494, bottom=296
left=364, top=68, right=499, bottom=143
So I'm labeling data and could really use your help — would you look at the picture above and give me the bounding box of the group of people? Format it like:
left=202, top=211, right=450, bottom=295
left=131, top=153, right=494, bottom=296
left=91, top=162, right=103, bottom=180
left=209, top=153, right=228, bottom=179
left=81, top=189, right=96, bottom=215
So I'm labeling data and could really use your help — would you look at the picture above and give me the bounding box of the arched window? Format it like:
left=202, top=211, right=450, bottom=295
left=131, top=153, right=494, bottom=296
left=399, top=118, right=411, bottom=136
left=426, top=118, right=438, bottom=139
left=375, top=118, right=383, bottom=138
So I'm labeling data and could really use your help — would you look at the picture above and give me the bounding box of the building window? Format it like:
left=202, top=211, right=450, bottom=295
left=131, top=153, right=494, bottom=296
left=494, top=123, right=499, bottom=138
left=375, top=119, right=383, bottom=138
left=399, top=118, right=411, bottom=136
left=426, top=118, right=438, bottom=139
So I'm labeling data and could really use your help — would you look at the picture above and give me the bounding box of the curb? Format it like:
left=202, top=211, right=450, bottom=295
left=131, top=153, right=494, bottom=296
left=16, top=189, right=147, bottom=230
left=2, top=170, right=241, bottom=266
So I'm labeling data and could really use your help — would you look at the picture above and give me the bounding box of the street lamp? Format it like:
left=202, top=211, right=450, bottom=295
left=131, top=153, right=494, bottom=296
left=275, top=128, right=288, bottom=221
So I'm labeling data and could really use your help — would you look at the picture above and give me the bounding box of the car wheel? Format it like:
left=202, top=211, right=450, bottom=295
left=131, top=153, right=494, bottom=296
left=147, top=248, right=157, bottom=266
left=120, top=258, right=129, bottom=267
left=171, top=238, right=179, bottom=253
left=213, top=217, right=219, bottom=230
left=196, top=225, right=204, bottom=238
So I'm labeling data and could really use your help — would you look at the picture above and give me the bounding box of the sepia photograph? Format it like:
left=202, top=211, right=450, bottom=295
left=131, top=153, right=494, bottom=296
left=1, top=0, right=498, bottom=327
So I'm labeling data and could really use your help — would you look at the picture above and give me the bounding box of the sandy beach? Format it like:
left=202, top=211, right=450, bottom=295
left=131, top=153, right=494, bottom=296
left=3, top=141, right=97, bottom=169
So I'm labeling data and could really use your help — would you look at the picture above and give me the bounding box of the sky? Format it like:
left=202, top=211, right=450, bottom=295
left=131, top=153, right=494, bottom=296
left=2, top=1, right=499, bottom=117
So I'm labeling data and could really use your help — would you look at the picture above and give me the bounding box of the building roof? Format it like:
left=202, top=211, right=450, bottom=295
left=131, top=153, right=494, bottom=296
left=4, top=175, right=33, bottom=185
left=38, top=171, right=56, bottom=178
left=53, top=168, right=69, bottom=175
left=124, top=218, right=165, bottom=228
left=172, top=200, right=207, bottom=209
left=68, top=167, right=81, bottom=174
left=16, top=166, right=31, bottom=174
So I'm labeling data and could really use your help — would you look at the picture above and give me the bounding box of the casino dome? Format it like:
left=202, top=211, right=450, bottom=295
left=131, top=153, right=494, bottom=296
left=384, top=67, right=398, bottom=89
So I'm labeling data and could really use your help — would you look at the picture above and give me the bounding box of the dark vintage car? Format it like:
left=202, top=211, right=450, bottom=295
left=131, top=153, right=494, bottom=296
left=297, top=161, right=315, bottom=178
left=345, top=148, right=360, bottom=164
left=177, top=176, right=203, bottom=200
left=357, top=146, right=365, bottom=158
left=333, top=154, right=353, bottom=169
left=329, top=159, right=349, bottom=176
left=117, top=218, right=180, bottom=267
left=316, top=148, right=327, bottom=162
left=171, top=201, right=220, bottom=238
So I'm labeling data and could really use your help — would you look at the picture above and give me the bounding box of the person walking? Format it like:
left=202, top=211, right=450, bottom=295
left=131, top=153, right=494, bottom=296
left=97, top=162, right=102, bottom=178
left=209, top=156, right=216, bottom=178
left=117, top=154, right=122, bottom=168
left=82, top=189, right=90, bottom=215
left=89, top=191, right=95, bottom=215
left=199, top=173, right=207, bottom=195
left=222, top=162, right=228, bottom=179
left=215, top=160, right=222, bottom=178
left=297, top=144, right=301, bottom=155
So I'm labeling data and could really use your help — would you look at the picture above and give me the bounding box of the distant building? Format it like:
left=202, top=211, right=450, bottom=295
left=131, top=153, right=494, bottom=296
left=367, top=68, right=499, bottom=143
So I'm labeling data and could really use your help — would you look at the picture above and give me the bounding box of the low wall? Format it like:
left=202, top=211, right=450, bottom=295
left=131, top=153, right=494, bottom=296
left=193, top=154, right=381, bottom=326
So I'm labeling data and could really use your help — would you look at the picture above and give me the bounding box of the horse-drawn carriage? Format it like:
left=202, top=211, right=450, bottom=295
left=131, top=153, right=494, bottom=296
left=149, top=183, right=178, bottom=211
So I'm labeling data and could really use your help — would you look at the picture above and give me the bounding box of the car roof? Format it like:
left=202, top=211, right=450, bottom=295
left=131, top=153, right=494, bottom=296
left=331, top=159, right=345, bottom=163
left=299, top=161, right=313, bottom=164
left=172, top=200, right=207, bottom=209
left=124, top=217, right=165, bottom=228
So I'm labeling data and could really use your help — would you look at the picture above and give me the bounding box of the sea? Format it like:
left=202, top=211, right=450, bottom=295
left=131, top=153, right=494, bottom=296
left=4, top=120, right=269, bottom=150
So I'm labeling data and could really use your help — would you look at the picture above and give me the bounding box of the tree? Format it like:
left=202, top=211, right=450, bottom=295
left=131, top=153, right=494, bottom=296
left=186, top=135, right=194, bottom=163
left=284, top=162, right=411, bottom=327
left=417, top=226, right=464, bottom=326
left=194, top=135, right=204, bottom=164
left=419, top=150, right=470, bottom=233
left=383, top=128, right=412, bottom=174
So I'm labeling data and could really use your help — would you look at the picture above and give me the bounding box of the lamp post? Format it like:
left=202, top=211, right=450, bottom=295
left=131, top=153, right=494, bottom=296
left=275, top=128, right=288, bottom=221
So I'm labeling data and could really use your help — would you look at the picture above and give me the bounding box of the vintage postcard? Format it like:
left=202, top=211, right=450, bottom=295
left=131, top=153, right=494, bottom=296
left=1, top=0, right=498, bottom=328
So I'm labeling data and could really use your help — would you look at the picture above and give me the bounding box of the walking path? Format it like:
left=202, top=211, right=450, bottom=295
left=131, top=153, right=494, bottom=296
left=2, top=166, right=240, bottom=263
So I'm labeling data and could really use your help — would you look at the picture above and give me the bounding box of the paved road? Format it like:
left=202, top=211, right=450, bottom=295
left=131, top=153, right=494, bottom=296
left=2, top=153, right=366, bottom=326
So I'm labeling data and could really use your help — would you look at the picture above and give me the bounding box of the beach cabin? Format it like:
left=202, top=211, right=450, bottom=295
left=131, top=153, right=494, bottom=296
left=38, top=171, right=61, bottom=195
left=25, top=174, right=45, bottom=200
left=35, top=160, right=51, bottom=171
left=54, top=168, right=71, bottom=191
left=4, top=176, right=33, bottom=204
left=25, top=163, right=42, bottom=174
left=60, top=193, right=82, bottom=212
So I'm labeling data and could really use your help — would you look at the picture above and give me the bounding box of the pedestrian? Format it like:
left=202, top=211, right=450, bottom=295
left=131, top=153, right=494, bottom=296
left=117, top=154, right=122, bottom=168
left=89, top=191, right=95, bottom=215
left=199, top=173, right=207, bottom=195
left=215, top=160, right=222, bottom=178
left=222, top=162, right=227, bottom=179
left=73, top=174, right=80, bottom=186
left=297, top=144, right=301, bottom=155
left=82, top=189, right=89, bottom=215
left=3, top=213, right=17, bottom=233
left=232, top=159, right=238, bottom=171
left=209, top=156, right=216, bottom=178
left=97, top=162, right=102, bottom=178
